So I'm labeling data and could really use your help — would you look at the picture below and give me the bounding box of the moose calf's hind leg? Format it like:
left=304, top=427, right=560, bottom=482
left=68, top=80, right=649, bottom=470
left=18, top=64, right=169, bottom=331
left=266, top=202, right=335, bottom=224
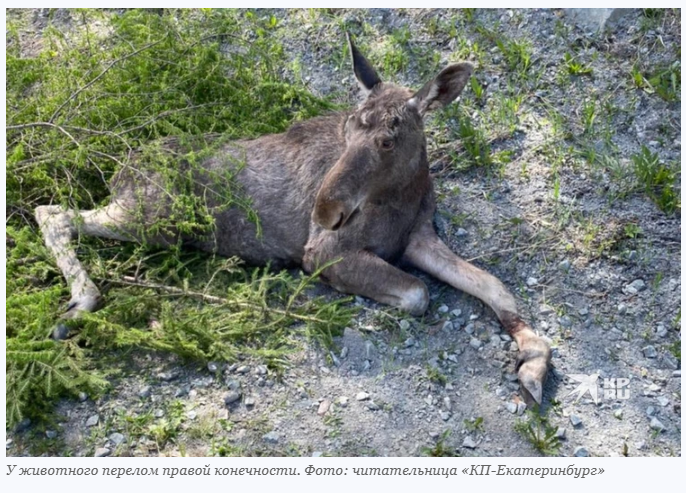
left=34, top=204, right=130, bottom=339
left=404, top=224, right=551, bottom=406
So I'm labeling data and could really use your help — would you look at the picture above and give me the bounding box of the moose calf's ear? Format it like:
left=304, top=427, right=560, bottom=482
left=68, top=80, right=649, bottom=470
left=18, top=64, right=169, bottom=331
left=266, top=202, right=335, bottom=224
left=347, top=32, right=382, bottom=93
left=408, top=62, right=474, bottom=116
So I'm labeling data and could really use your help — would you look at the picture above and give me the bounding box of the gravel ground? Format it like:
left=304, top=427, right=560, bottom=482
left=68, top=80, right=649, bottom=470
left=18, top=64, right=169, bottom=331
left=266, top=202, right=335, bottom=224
left=7, top=8, right=681, bottom=457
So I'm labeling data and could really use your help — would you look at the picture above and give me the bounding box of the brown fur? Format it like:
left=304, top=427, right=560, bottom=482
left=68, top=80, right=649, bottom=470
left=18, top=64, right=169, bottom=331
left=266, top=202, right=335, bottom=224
left=35, top=36, right=551, bottom=404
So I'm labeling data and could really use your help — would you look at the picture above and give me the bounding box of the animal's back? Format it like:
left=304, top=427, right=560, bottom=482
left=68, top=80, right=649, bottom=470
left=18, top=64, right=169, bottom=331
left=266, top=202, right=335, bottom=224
left=111, top=112, right=346, bottom=267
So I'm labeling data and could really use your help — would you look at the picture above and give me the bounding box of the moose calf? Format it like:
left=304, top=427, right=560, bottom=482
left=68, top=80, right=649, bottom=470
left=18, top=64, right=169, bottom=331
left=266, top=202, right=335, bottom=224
left=35, top=35, right=551, bottom=405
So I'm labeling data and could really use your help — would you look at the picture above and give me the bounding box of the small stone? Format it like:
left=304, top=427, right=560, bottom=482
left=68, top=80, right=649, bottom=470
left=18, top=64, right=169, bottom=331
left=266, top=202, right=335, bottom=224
left=642, top=346, right=658, bottom=358
left=317, top=400, right=331, bottom=415
left=442, top=321, right=454, bottom=331
left=613, top=409, right=623, bottom=419
left=366, top=401, right=380, bottom=411
left=255, top=365, right=268, bottom=375
left=174, top=386, right=189, bottom=398
left=636, top=441, right=646, bottom=450
left=469, top=338, right=483, bottom=350
left=244, top=397, right=256, bottom=408
left=646, top=406, right=655, bottom=416
left=451, top=309, right=462, bottom=318
left=500, top=333, right=512, bottom=342
left=438, top=304, right=449, bottom=314
left=558, top=259, right=571, bottom=272
left=6, top=439, right=13, bottom=449
left=157, top=372, right=177, bottom=382
left=404, top=337, right=415, bottom=348
left=574, top=446, right=589, bottom=457
left=625, top=279, right=646, bottom=294
left=440, top=411, right=451, bottom=421
left=207, top=361, right=219, bottom=373
left=235, top=365, right=250, bottom=374
left=138, top=386, right=152, bottom=398
left=617, top=303, right=627, bottom=314
left=226, top=379, right=240, bottom=391
left=224, top=391, right=242, bottom=405
left=649, top=417, right=665, bottom=432
left=154, top=409, right=164, bottom=418
left=365, top=341, right=376, bottom=359
left=456, top=228, right=468, bottom=237
left=263, top=431, right=280, bottom=444
left=661, top=353, right=679, bottom=370
left=673, top=370, right=681, bottom=378
left=78, top=392, right=88, bottom=402
left=86, top=415, right=99, bottom=427
left=45, top=430, right=57, bottom=439
left=657, top=396, right=669, bottom=407
left=340, top=346, right=349, bottom=359
left=462, top=436, right=477, bottom=449
left=399, top=319, right=411, bottom=331
left=443, top=397, right=452, bottom=411
left=539, top=304, right=554, bottom=315
left=312, top=451, right=323, bottom=457
left=94, top=447, right=111, bottom=458
left=356, top=392, right=370, bottom=401
left=506, top=402, right=517, bottom=414
left=337, top=396, right=349, bottom=407
left=464, top=323, right=475, bottom=335
left=526, top=277, right=538, bottom=287
left=108, top=432, right=125, bottom=446
left=558, top=316, right=572, bottom=328
left=555, top=427, right=566, bottom=439
left=516, top=402, right=527, bottom=415
left=363, top=360, right=371, bottom=371
left=656, top=324, right=668, bottom=338
left=569, top=415, right=582, bottom=427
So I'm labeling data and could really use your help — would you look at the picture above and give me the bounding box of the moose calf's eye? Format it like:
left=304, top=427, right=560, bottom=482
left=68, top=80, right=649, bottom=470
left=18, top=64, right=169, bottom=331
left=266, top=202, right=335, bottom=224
left=381, top=139, right=394, bottom=150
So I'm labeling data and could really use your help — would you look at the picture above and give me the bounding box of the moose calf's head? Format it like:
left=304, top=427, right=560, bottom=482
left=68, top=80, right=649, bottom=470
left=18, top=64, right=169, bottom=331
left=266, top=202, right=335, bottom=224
left=313, top=33, right=473, bottom=231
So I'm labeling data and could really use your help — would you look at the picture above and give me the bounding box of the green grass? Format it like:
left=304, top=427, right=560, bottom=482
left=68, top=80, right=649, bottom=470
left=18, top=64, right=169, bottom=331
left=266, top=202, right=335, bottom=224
left=426, top=365, right=448, bottom=385
left=562, top=53, right=593, bottom=76
left=631, top=61, right=681, bottom=102
left=5, top=9, right=352, bottom=428
left=514, top=408, right=561, bottom=456
left=421, top=430, right=459, bottom=457
left=463, top=416, right=484, bottom=433
left=631, top=146, right=680, bottom=214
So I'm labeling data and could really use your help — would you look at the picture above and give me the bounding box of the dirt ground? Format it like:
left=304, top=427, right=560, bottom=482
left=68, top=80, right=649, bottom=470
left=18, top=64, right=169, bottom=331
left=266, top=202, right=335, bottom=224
left=6, top=8, right=681, bottom=457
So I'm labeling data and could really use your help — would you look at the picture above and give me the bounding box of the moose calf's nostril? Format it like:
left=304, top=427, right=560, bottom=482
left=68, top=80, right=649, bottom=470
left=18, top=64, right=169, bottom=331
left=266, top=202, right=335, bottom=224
left=331, top=211, right=346, bottom=231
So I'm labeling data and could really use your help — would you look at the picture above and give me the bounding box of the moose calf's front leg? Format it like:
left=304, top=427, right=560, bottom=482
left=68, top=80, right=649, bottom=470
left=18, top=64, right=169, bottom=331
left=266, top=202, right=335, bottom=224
left=403, top=223, right=551, bottom=406
left=305, top=249, right=429, bottom=315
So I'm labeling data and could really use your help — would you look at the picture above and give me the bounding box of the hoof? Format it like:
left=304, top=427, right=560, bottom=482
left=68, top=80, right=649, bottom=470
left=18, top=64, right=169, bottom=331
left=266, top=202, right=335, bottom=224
left=51, top=294, right=102, bottom=340
left=516, top=335, right=552, bottom=407
left=63, top=294, right=102, bottom=318
left=51, top=323, right=71, bottom=341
